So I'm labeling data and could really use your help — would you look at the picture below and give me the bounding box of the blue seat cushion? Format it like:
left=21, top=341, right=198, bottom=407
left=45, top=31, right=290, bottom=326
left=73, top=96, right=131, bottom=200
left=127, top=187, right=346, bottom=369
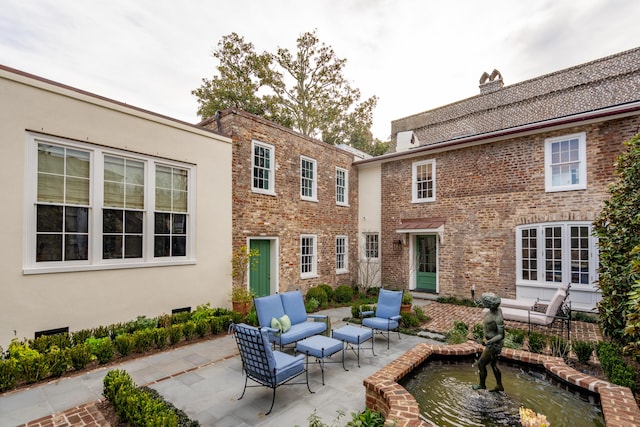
left=255, top=294, right=286, bottom=328
left=295, top=335, right=343, bottom=358
left=280, top=291, right=308, bottom=325
left=274, top=321, right=326, bottom=345
left=272, top=351, right=305, bottom=384
left=362, top=317, right=399, bottom=331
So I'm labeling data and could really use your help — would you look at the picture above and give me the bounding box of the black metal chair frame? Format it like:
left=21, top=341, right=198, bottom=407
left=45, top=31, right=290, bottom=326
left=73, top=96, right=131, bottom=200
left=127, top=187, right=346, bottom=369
left=232, top=323, right=312, bottom=415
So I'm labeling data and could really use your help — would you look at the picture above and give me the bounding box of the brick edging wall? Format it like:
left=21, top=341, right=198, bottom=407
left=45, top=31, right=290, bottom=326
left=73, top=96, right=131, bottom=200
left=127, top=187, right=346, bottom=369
left=363, top=342, right=640, bottom=427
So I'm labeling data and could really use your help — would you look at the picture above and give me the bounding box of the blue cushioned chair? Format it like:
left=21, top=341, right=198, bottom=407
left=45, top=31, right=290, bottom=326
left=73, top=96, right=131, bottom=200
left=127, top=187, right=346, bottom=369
left=361, top=289, right=403, bottom=349
left=231, top=323, right=312, bottom=415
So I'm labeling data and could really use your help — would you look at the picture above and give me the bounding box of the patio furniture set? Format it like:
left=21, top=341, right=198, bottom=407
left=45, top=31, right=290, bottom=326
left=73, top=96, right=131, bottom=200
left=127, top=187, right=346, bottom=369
left=231, top=289, right=403, bottom=415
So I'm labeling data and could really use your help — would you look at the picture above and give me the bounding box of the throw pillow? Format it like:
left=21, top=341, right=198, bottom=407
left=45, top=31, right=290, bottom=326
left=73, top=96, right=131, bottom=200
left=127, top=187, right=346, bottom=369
left=270, top=317, right=282, bottom=332
left=279, top=314, right=292, bottom=333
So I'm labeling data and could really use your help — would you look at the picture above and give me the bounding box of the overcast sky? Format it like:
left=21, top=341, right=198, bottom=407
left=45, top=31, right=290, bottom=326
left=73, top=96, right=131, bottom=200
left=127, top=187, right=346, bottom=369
left=2, top=0, right=640, bottom=141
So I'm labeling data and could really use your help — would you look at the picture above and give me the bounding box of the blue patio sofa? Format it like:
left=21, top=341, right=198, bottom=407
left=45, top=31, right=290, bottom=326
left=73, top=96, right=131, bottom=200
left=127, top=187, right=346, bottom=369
left=254, top=291, right=327, bottom=349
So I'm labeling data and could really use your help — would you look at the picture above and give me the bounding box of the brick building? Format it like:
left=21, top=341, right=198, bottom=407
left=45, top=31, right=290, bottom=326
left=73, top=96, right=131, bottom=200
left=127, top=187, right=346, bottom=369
left=200, top=109, right=361, bottom=296
left=355, top=47, right=640, bottom=311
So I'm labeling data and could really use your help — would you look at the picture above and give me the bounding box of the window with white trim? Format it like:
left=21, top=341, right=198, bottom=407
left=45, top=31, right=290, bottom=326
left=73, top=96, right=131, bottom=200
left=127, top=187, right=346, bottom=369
left=412, top=159, right=436, bottom=202
left=26, top=133, right=195, bottom=272
left=545, top=132, right=587, bottom=192
left=336, top=167, right=348, bottom=206
left=300, top=156, right=317, bottom=201
left=336, top=235, right=348, bottom=273
left=364, top=233, right=379, bottom=259
left=251, top=140, right=275, bottom=195
left=300, top=235, right=317, bottom=278
left=516, top=222, right=597, bottom=286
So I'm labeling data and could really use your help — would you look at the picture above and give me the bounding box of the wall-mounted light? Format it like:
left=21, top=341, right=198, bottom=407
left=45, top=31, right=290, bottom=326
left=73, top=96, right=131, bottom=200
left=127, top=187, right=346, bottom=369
left=393, top=239, right=403, bottom=251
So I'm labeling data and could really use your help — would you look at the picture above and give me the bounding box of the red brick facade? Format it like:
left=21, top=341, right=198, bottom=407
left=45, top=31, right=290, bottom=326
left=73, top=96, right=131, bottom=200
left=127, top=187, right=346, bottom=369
left=202, top=109, right=359, bottom=294
left=379, top=116, right=639, bottom=299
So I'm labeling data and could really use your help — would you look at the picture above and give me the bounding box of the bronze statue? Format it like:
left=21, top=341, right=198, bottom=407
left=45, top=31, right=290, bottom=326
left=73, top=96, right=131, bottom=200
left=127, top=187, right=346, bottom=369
left=473, top=292, right=504, bottom=392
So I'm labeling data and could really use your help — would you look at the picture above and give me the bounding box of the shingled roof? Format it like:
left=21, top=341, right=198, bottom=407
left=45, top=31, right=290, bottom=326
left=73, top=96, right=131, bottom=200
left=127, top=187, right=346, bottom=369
left=391, top=46, right=640, bottom=148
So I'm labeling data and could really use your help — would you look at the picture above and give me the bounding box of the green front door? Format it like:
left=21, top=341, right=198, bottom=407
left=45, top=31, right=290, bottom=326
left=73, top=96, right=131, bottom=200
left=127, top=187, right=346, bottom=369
left=416, top=235, right=437, bottom=292
left=250, top=240, right=271, bottom=297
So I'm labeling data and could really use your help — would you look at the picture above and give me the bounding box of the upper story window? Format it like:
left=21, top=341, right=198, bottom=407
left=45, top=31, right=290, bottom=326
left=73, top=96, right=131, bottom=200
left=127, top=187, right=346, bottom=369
left=300, top=156, right=317, bottom=201
left=252, top=140, right=275, bottom=195
left=336, top=235, right=348, bottom=273
left=412, top=159, right=436, bottom=203
left=364, top=233, right=379, bottom=259
left=336, top=167, right=349, bottom=206
left=516, top=222, right=597, bottom=286
left=300, top=234, right=318, bottom=279
left=545, top=133, right=586, bottom=192
left=26, top=133, right=195, bottom=273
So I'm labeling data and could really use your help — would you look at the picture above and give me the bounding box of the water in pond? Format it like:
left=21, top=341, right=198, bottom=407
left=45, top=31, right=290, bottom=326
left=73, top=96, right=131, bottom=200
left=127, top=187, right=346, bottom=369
left=400, top=358, right=605, bottom=427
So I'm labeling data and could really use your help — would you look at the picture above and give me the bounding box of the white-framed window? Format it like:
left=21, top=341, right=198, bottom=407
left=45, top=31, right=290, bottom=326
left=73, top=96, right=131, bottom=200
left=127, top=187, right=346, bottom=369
left=364, top=233, right=379, bottom=259
left=25, top=132, right=195, bottom=273
left=516, top=222, right=597, bottom=286
left=300, top=156, right=317, bottom=201
left=412, top=159, right=436, bottom=203
left=336, top=167, right=349, bottom=206
left=336, top=235, right=348, bottom=274
left=251, top=140, right=275, bottom=195
left=300, top=234, right=318, bottom=278
left=545, top=132, right=587, bottom=192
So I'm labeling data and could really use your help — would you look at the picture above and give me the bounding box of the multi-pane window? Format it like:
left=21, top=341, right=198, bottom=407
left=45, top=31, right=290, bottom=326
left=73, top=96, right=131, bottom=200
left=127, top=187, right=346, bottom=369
left=300, top=156, right=317, bottom=201
left=300, top=235, right=317, bottom=278
left=252, top=141, right=275, bottom=195
left=517, top=222, right=595, bottom=286
left=36, top=144, right=90, bottom=262
left=364, top=233, right=379, bottom=259
left=545, top=133, right=586, bottom=192
left=103, top=156, right=144, bottom=259
left=27, top=133, right=194, bottom=271
left=412, top=159, right=436, bottom=202
left=336, top=167, right=348, bottom=206
left=154, top=166, right=188, bottom=257
left=336, top=235, right=348, bottom=273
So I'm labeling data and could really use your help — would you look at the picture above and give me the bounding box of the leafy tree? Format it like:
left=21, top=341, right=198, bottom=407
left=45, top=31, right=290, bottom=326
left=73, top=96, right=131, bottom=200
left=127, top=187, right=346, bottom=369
left=593, top=133, right=640, bottom=342
left=193, top=31, right=386, bottom=156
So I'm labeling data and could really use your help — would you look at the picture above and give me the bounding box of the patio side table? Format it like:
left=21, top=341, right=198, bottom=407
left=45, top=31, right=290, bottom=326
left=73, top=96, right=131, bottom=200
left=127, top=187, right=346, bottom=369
left=295, top=335, right=346, bottom=385
left=332, top=324, right=374, bottom=368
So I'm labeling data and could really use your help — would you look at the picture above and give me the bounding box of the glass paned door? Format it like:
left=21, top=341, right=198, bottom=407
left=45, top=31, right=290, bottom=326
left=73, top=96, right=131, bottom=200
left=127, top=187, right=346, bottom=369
left=416, top=235, right=437, bottom=292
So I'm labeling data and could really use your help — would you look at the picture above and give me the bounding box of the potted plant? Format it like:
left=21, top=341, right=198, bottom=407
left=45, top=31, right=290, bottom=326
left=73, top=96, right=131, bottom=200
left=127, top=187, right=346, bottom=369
left=401, top=291, right=413, bottom=313
left=230, top=245, right=259, bottom=316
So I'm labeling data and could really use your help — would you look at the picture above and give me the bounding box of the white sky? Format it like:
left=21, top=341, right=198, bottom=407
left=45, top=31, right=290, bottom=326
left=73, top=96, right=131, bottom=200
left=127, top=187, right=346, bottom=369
left=2, top=0, right=640, bottom=141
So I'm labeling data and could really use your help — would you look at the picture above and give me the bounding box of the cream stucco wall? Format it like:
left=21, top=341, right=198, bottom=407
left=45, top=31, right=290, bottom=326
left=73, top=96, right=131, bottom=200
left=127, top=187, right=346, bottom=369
left=357, top=163, right=382, bottom=288
left=0, top=67, right=232, bottom=348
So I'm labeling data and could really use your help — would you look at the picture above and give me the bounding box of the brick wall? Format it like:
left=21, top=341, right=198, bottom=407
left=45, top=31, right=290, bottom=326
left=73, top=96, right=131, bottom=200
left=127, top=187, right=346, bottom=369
left=381, top=116, right=640, bottom=298
left=202, top=109, right=359, bottom=294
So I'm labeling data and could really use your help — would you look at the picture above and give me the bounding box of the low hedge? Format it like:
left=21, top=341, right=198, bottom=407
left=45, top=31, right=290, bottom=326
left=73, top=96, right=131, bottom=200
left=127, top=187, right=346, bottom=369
left=103, top=369, right=199, bottom=426
left=597, top=341, right=637, bottom=389
left=0, top=305, right=236, bottom=393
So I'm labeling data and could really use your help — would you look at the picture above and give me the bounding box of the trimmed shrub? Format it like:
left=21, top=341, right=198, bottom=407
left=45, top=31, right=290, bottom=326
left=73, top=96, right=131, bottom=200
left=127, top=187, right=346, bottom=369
left=317, top=284, right=335, bottom=302
left=46, top=346, right=69, bottom=377
left=413, top=305, right=430, bottom=323
left=334, top=285, right=354, bottom=303
left=306, top=286, right=329, bottom=309
left=86, top=337, right=115, bottom=364
left=472, top=323, right=484, bottom=342
left=169, top=324, right=183, bottom=345
left=68, top=343, right=94, bottom=370
left=305, top=297, right=319, bottom=313
left=572, top=340, right=594, bottom=364
left=114, top=333, right=135, bottom=356
left=597, top=341, right=636, bottom=389
left=153, top=328, right=169, bottom=350
left=132, top=329, right=154, bottom=353
left=0, top=359, right=17, bottom=392
left=446, top=321, right=469, bottom=344
left=72, top=329, right=93, bottom=346
left=401, top=312, right=419, bottom=328
left=527, top=331, right=547, bottom=354
left=182, top=322, right=196, bottom=341
left=209, top=317, right=223, bottom=335
left=195, top=319, right=209, bottom=338
left=30, top=333, right=72, bottom=354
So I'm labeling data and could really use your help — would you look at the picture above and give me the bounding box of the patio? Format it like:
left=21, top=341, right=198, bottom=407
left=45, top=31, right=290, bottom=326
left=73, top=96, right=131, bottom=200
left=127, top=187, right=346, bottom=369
left=9, top=301, right=605, bottom=427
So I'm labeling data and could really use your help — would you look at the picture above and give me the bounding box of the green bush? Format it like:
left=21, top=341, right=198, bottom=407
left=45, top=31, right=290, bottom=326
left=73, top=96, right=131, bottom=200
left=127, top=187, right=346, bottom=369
left=346, top=408, right=385, bottom=427
left=132, top=329, right=154, bottom=353
left=413, top=305, right=430, bottom=323
left=169, top=324, right=184, bottom=345
left=549, top=335, right=569, bottom=359
left=68, top=343, right=94, bottom=370
left=597, top=341, right=637, bottom=389
left=572, top=340, right=594, bottom=364
left=194, top=319, right=209, bottom=338
left=86, top=337, right=115, bottom=364
left=153, top=328, right=169, bottom=350
left=436, top=296, right=476, bottom=307
left=8, top=339, right=49, bottom=383
left=305, top=297, right=320, bottom=313
left=114, top=333, right=135, bottom=356
left=46, top=346, right=69, bottom=377
left=30, top=333, right=71, bottom=354
left=72, top=329, right=93, bottom=346
left=209, top=317, right=223, bottom=334
left=334, top=285, right=354, bottom=303
left=306, top=287, right=329, bottom=309
left=182, top=322, right=196, bottom=341
left=0, top=359, right=17, bottom=392
left=317, top=284, right=335, bottom=302
left=446, top=321, right=469, bottom=344
left=472, top=323, right=484, bottom=342
left=507, top=328, right=526, bottom=345
left=527, top=331, right=547, bottom=354
left=244, top=308, right=258, bottom=326
left=171, top=311, right=192, bottom=325
left=400, top=312, right=419, bottom=328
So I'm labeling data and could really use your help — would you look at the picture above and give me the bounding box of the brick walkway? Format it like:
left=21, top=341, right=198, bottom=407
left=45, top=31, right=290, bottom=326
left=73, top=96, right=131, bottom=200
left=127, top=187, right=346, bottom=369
left=19, top=402, right=109, bottom=427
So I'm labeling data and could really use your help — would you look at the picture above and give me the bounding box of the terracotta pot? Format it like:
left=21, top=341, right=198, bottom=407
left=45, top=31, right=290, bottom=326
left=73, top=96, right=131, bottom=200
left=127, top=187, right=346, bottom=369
left=232, top=301, right=252, bottom=316
left=401, top=303, right=412, bottom=313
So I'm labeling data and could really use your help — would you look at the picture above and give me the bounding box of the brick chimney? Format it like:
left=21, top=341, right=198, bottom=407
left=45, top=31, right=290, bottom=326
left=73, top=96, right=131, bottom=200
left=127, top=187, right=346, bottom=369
left=479, top=69, right=504, bottom=94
